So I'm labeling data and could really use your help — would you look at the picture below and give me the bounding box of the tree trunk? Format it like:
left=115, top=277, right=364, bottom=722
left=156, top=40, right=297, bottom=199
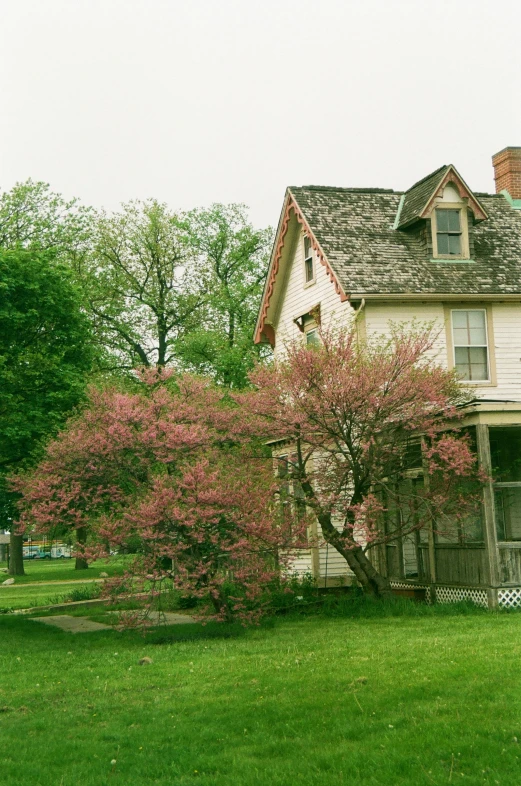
left=8, top=532, right=25, bottom=576
left=300, top=478, right=393, bottom=599
left=346, top=546, right=394, bottom=599
left=75, top=526, right=89, bottom=570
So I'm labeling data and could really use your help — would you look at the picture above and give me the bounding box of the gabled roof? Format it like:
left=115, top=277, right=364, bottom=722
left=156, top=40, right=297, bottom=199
left=254, top=189, right=348, bottom=345
left=397, top=166, right=447, bottom=228
left=397, top=164, right=488, bottom=228
left=254, top=169, right=521, bottom=345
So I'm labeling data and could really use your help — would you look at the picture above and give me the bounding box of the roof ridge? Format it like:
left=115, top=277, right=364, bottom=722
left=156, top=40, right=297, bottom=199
left=291, top=185, right=397, bottom=194
left=404, top=164, right=448, bottom=193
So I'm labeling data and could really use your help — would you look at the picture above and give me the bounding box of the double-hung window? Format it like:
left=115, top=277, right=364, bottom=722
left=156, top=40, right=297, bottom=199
left=436, top=209, right=462, bottom=256
left=451, top=309, right=489, bottom=381
left=304, top=236, right=314, bottom=284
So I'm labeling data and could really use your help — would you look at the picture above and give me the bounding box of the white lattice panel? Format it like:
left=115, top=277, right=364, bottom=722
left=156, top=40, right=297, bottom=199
left=498, top=588, right=521, bottom=609
left=434, top=586, right=488, bottom=608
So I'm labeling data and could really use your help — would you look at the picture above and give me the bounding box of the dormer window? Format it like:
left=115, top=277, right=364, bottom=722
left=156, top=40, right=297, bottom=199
left=303, top=236, right=315, bottom=285
left=436, top=209, right=462, bottom=255
left=431, top=205, right=470, bottom=259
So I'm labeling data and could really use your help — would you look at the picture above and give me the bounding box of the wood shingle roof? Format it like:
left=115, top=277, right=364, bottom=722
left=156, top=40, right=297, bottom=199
left=288, top=185, right=521, bottom=296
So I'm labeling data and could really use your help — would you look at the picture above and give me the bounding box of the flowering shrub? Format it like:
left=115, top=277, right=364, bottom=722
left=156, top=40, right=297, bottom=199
left=15, top=370, right=308, bottom=624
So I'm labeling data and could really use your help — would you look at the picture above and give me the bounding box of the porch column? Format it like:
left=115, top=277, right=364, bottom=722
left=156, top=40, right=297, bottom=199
left=476, top=424, right=500, bottom=607
left=310, top=518, right=320, bottom=582
left=421, top=437, right=437, bottom=584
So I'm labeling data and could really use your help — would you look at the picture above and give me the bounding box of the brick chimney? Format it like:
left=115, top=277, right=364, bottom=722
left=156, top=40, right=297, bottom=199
left=492, top=147, right=521, bottom=199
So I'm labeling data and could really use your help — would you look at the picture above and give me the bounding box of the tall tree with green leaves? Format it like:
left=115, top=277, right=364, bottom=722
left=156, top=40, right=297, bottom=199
left=0, top=182, right=272, bottom=387
left=75, top=199, right=207, bottom=372
left=0, top=179, right=93, bottom=258
left=0, top=249, right=93, bottom=574
left=175, top=204, right=272, bottom=387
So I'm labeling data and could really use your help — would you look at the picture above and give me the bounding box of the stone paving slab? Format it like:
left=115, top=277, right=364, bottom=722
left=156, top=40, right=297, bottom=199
left=32, top=615, right=111, bottom=633
left=31, top=611, right=197, bottom=633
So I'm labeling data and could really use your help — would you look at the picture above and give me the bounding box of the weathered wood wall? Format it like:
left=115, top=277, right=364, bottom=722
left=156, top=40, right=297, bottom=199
left=385, top=543, right=488, bottom=586
left=499, top=545, right=521, bottom=584
left=434, top=546, right=487, bottom=585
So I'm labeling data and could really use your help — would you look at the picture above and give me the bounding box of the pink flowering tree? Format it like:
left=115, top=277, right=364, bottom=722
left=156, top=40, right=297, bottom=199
left=15, top=369, right=308, bottom=623
left=246, top=325, right=481, bottom=598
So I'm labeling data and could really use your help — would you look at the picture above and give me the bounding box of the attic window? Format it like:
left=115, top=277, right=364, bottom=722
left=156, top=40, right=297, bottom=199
left=432, top=206, right=469, bottom=259
left=436, top=209, right=461, bottom=255
left=306, top=327, right=320, bottom=347
left=294, top=306, right=321, bottom=347
left=303, top=236, right=315, bottom=284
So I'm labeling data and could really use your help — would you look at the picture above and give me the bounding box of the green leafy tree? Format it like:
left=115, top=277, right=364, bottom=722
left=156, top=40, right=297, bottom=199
left=0, top=179, right=93, bottom=259
left=0, top=182, right=272, bottom=387
left=175, top=204, right=272, bottom=387
left=0, top=249, right=93, bottom=574
left=75, top=200, right=206, bottom=372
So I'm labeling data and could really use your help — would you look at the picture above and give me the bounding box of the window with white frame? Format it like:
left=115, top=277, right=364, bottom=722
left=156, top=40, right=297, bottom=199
left=451, top=309, right=489, bottom=381
left=303, top=235, right=314, bottom=284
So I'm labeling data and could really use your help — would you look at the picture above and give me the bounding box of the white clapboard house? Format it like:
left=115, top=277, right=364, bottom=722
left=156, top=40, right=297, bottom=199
left=254, top=147, right=521, bottom=609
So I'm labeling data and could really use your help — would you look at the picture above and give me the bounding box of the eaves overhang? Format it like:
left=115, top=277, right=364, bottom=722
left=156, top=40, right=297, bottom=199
left=348, top=293, right=521, bottom=302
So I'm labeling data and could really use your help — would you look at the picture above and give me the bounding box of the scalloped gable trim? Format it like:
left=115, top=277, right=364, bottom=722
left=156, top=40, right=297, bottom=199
left=419, top=165, right=488, bottom=222
left=254, top=190, right=348, bottom=346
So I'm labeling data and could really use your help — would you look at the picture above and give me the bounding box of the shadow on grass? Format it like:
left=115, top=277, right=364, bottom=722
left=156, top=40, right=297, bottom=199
left=280, top=591, right=491, bottom=620
left=147, top=618, right=277, bottom=645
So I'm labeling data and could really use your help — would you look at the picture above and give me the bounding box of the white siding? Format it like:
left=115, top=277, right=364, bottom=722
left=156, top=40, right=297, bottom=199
left=284, top=538, right=352, bottom=584
left=365, top=301, right=521, bottom=402
left=317, top=526, right=352, bottom=583
left=273, top=229, right=353, bottom=358
left=490, top=304, right=521, bottom=400
left=364, top=301, right=447, bottom=363
left=285, top=549, right=314, bottom=578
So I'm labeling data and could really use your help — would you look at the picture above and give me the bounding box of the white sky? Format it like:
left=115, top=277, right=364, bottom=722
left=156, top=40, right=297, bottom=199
left=2, top=0, right=520, bottom=228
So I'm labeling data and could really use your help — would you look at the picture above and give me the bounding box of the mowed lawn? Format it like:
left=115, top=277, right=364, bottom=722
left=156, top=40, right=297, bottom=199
left=2, top=610, right=521, bottom=786
left=0, top=559, right=127, bottom=610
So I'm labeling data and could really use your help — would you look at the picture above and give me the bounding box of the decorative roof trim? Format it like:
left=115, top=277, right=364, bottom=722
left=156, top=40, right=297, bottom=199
left=420, top=165, right=488, bottom=222
left=254, top=190, right=348, bottom=345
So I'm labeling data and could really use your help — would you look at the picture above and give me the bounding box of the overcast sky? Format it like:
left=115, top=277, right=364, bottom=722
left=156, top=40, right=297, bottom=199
left=2, top=0, right=520, bottom=227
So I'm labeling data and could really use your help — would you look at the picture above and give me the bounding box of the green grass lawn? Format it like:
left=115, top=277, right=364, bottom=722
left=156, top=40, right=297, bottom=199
left=2, top=607, right=521, bottom=785
left=0, top=582, right=100, bottom=610
left=0, top=559, right=128, bottom=610
left=0, top=557, right=126, bottom=585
